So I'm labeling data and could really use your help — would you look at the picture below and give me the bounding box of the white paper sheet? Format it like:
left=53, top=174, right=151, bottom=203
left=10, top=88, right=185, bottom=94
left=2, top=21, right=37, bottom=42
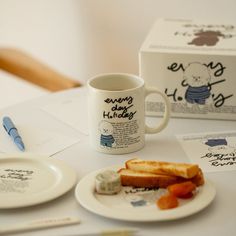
left=177, top=131, right=236, bottom=172
left=40, top=87, right=88, bottom=135
left=0, top=126, right=78, bottom=155
left=0, top=109, right=84, bottom=156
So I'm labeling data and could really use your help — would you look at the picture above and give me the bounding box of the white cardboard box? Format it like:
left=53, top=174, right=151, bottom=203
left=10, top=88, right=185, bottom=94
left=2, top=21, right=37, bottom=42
left=139, top=18, right=236, bottom=120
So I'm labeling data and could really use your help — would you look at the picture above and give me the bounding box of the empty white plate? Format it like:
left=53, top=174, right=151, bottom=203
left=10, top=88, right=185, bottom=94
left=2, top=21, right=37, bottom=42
left=0, top=154, right=77, bottom=208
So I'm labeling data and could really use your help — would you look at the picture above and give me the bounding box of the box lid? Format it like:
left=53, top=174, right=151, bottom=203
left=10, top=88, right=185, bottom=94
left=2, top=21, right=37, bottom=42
left=140, top=18, right=236, bottom=56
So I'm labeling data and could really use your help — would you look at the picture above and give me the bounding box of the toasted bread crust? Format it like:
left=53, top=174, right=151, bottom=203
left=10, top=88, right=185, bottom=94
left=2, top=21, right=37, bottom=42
left=118, top=168, right=180, bottom=188
left=125, top=158, right=199, bottom=179
left=118, top=168, right=204, bottom=188
left=190, top=168, right=205, bottom=186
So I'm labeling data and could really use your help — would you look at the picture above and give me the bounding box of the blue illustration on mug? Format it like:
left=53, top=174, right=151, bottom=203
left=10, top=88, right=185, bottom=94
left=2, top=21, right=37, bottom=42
left=99, top=120, right=116, bottom=148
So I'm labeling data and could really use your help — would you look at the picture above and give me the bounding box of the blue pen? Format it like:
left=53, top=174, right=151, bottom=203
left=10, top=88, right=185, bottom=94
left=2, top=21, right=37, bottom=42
left=2, top=116, right=25, bottom=151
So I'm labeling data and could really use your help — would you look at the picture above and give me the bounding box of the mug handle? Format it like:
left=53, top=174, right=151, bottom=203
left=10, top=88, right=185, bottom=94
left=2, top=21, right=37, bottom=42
left=145, top=87, right=171, bottom=134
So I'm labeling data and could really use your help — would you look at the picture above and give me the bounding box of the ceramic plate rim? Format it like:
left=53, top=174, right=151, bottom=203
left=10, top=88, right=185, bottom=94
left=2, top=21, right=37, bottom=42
left=75, top=166, right=216, bottom=222
left=0, top=153, right=77, bottom=209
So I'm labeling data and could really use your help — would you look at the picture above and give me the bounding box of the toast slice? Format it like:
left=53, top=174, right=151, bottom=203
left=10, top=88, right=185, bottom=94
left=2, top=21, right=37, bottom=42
left=190, top=168, right=205, bottom=186
left=117, top=168, right=180, bottom=188
left=118, top=168, right=204, bottom=188
left=125, top=158, right=199, bottom=179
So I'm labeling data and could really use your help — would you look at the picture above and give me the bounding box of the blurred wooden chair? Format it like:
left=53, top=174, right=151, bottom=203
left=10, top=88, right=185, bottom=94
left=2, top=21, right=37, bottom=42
left=0, top=48, right=82, bottom=92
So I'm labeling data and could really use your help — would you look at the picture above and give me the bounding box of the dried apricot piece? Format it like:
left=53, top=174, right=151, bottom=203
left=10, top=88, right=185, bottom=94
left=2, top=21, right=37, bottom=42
left=167, top=181, right=196, bottom=198
left=157, top=194, right=178, bottom=210
left=178, top=191, right=193, bottom=199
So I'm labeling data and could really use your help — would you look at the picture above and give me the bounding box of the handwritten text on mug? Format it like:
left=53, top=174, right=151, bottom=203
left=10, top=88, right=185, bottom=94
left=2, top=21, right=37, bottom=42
left=103, top=96, right=137, bottom=120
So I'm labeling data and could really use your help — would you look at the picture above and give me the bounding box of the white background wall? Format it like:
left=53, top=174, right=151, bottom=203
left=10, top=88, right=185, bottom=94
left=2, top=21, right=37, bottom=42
left=0, top=0, right=236, bottom=107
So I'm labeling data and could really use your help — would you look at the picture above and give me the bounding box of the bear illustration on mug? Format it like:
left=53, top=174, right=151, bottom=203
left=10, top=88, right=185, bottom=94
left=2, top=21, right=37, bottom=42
left=99, top=120, right=116, bottom=148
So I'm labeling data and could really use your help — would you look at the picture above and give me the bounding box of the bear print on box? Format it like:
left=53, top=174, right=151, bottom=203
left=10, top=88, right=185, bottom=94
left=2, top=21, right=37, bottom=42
left=188, top=30, right=225, bottom=46
left=183, top=62, right=211, bottom=106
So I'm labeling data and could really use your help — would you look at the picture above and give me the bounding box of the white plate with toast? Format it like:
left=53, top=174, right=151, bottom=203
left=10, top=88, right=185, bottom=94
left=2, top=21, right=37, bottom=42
left=75, top=166, right=216, bottom=222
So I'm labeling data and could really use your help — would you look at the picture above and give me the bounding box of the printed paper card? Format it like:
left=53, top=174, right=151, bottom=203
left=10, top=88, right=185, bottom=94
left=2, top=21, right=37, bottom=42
left=177, top=131, right=236, bottom=172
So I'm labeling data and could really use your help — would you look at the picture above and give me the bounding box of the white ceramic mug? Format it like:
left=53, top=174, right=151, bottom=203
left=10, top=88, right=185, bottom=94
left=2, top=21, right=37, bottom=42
left=87, top=73, right=170, bottom=154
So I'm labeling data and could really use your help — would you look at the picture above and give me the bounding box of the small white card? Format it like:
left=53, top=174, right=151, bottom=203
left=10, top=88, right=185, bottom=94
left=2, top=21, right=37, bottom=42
left=177, top=131, right=236, bottom=172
